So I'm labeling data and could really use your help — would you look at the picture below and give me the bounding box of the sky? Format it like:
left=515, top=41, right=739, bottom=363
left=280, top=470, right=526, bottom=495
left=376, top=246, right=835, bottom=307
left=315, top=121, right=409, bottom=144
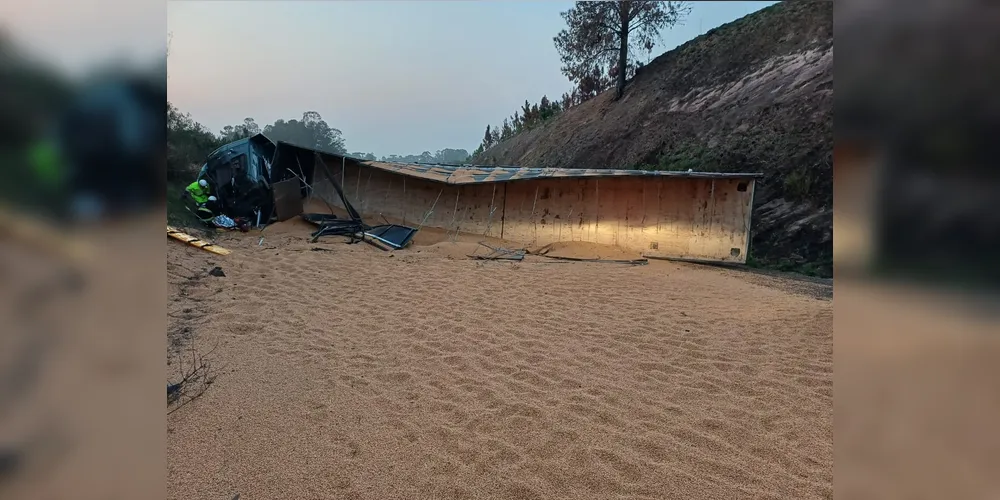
left=3, top=0, right=777, bottom=158
left=0, top=0, right=166, bottom=75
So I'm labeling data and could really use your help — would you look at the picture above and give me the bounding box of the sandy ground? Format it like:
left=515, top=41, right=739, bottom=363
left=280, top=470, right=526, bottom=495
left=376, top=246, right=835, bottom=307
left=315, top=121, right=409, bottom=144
left=166, top=216, right=832, bottom=499
left=2, top=212, right=165, bottom=500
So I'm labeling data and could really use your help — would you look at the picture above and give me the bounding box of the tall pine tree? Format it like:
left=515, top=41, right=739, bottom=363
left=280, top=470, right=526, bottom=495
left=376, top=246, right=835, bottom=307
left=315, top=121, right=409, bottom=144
left=554, top=1, right=689, bottom=100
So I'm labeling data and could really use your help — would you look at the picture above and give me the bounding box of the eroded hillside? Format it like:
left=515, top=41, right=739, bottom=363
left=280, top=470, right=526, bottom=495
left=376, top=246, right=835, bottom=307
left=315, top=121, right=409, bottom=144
left=474, top=1, right=833, bottom=276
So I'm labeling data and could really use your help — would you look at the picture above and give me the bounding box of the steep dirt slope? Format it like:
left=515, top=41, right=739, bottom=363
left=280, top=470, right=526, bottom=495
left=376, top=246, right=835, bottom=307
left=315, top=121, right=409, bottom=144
left=475, top=1, right=832, bottom=276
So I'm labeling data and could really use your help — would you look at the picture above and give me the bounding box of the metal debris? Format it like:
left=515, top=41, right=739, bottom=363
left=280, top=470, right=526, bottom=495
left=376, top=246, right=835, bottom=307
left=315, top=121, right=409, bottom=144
left=469, top=242, right=526, bottom=261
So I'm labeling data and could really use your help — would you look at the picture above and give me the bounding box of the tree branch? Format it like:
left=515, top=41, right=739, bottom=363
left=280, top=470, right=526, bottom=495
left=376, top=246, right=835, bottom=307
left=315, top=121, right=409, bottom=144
left=600, top=5, right=620, bottom=33
left=167, top=340, right=222, bottom=415
left=629, top=21, right=648, bottom=34
left=627, top=2, right=642, bottom=22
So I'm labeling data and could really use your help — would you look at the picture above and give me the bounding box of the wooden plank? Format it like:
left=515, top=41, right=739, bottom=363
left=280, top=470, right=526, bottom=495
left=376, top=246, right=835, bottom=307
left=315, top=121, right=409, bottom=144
left=167, top=226, right=231, bottom=255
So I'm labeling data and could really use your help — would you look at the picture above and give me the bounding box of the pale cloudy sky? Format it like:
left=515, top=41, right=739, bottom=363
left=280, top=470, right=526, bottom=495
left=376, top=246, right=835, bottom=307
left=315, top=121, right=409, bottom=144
left=0, top=0, right=165, bottom=74
left=3, top=0, right=777, bottom=158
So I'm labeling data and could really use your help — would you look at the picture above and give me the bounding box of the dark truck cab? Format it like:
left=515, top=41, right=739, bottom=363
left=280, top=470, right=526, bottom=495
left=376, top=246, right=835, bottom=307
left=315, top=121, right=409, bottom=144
left=196, top=133, right=277, bottom=221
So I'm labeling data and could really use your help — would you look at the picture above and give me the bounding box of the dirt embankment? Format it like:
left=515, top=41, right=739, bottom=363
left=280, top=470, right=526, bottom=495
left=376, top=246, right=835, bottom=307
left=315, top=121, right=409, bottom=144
left=474, top=1, right=833, bottom=276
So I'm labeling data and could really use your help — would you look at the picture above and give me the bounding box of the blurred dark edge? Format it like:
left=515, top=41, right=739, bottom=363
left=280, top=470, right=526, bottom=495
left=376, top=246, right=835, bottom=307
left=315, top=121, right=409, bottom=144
left=836, top=0, right=1000, bottom=293
left=0, top=23, right=167, bottom=499
left=0, top=29, right=166, bottom=222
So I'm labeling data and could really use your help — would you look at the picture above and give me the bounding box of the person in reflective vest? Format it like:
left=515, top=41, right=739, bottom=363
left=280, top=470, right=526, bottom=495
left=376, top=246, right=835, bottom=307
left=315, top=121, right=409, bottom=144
left=185, top=179, right=210, bottom=204
left=183, top=179, right=217, bottom=224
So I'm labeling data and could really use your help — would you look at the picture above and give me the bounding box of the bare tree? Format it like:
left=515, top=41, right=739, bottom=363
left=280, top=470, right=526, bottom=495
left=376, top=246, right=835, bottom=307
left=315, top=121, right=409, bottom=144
left=554, top=1, right=690, bottom=100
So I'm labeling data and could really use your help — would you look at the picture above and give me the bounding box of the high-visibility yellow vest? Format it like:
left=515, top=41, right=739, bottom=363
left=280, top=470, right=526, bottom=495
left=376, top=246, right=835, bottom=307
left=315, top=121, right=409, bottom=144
left=185, top=181, right=210, bottom=204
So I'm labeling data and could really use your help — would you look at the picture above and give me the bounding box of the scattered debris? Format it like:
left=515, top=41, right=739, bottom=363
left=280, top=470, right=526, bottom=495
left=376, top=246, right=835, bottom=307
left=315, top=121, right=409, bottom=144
left=362, top=236, right=392, bottom=251
left=363, top=224, right=418, bottom=250
left=309, top=219, right=367, bottom=243
left=642, top=254, right=742, bottom=267
left=301, top=213, right=340, bottom=226
left=304, top=159, right=372, bottom=245
left=209, top=214, right=239, bottom=230
left=167, top=225, right=231, bottom=255
left=303, top=159, right=420, bottom=249
left=469, top=242, right=526, bottom=261
left=532, top=253, right=648, bottom=265
left=208, top=267, right=225, bottom=277
left=528, top=242, right=647, bottom=265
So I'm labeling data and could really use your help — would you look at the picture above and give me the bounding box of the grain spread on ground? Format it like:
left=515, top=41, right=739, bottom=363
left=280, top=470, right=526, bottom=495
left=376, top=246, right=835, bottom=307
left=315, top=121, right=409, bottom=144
left=167, top=219, right=832, bottom=499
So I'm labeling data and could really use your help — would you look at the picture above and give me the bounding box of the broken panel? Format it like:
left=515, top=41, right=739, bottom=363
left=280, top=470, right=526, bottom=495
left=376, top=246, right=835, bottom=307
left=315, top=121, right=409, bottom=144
left=364, top=224, right=418, bottom=250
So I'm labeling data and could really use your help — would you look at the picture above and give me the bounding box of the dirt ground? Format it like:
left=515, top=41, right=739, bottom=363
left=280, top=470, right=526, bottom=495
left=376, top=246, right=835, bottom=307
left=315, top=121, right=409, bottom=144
left=166, top=217, right=832, bottom=499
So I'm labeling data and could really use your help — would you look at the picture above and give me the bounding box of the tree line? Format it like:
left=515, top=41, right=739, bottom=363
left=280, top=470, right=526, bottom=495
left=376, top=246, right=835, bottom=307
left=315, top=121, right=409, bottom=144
left=472, top=94, right=575, bottom=157
left=474, top=1, right=689, bottom=157
left=167, top=103, right=470, bottom=180
left=368, top=149, right=471, bottom=164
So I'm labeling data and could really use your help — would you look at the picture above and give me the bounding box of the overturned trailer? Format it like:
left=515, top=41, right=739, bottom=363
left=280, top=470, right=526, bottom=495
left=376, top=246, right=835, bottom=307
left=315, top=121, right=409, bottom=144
left=266, top=142, right=419, bottom=249
left=194, top=137, right=418, bottom=248
left=195, top=138, right=760, bottom=263
left=307, top=155, right=761, bottom=264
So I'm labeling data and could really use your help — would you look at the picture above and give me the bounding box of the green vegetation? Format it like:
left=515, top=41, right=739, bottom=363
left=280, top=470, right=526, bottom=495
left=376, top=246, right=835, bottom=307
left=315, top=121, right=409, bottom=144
left=378, top=149, right=471, bottom=164
left=166, top=182, right=203, bottom=230
left=633, top=144, right=726, bottom=172
left=782, top=167, right=814, bottom=202
left=168, top=101, right=472, bottom=184
left=167, top=103, right=224, bottom=182
left=473, top=96, right=571, bottom=157
left=745, top=252, right=832, bottom=279
left=169, top=109, right=349, bottom=181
